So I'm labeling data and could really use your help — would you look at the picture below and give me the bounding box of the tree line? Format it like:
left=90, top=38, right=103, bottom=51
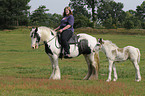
left=0, top=0, right=145, bottom=29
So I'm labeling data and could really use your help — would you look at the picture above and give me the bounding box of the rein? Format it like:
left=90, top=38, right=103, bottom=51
left=39, top=35, right=56, bottom=46
left=38, top=35, right=61, bottom=49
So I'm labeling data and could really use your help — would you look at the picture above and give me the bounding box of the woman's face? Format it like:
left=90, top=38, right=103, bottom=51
left=65, top=8, right=70, bottom=15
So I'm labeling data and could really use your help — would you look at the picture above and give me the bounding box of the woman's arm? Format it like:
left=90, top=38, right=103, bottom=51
left=59, top=15, right=74, bottom=33
left=59, top=25, right=71, bottom=33
left=54, top=26, right=60, bottom=31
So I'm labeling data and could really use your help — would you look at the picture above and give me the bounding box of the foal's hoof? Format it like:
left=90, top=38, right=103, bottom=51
left=113, top=78, right=117, bottom=82
left=106, top=79, right=111, bottom=82
left=135, top=79, right=141, bottom=82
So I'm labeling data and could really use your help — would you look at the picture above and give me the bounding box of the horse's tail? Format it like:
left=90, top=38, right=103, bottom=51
left=94, top=51, right=100, bottom=72
left=136, top=48, right=141, bottom=64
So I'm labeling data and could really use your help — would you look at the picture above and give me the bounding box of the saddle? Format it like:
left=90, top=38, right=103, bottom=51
left=57, top=33, right=79, bottom=59
left=57, top=33, right=78, bottom=45
left=57, top=33, right=91, bottom=59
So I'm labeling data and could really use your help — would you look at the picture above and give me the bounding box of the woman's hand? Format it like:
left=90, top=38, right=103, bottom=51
left=54, top=26, right=60, bottom=31
left=59, top=29, right=63, bottom=33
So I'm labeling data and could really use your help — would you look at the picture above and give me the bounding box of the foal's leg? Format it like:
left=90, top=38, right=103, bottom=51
left=106, top=60, right=114, bottom=82
left=113, top=63, right=118, bottom=81
left=133, top=61, right=141, bottom=82
left=83, top=54, right=92, bottom=80
left=49, top=54, right=61, bottom=80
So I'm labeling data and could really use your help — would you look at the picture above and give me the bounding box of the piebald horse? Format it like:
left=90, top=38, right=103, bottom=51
left=30, top=26, right=99, bottom=80
left=95, top=38, right=141, bottom=82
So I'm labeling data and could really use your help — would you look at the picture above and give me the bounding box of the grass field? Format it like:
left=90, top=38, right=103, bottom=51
left=0, top=27, right=145, bottom=96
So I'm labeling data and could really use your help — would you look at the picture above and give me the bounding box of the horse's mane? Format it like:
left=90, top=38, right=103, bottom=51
left=38, top=26, right=56, bottom=35
left=37, top=26, right=57, bottom=41
left=104, top=40, right=118, bottom=48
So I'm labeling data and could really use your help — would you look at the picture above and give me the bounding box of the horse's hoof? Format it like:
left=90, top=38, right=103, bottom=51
left=89, top=75, right=98, bottom=80
left=49, top=76, right=61, bottom=80
left=83, top=77, right=89, bottom=80
left=52, top=78, right=61, bottom=80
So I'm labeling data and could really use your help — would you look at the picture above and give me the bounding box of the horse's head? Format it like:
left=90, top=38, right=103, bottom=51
left=94, top=38, right=104, bottom=51
left=30, top=27, right=41, bottom=49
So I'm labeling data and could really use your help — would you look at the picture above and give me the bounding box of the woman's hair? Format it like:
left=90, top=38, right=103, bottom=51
left=63, top=7, right=73, bottom=17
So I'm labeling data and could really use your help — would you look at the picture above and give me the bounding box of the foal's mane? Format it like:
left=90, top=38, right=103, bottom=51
left=104, top=40, right=118, bottom=48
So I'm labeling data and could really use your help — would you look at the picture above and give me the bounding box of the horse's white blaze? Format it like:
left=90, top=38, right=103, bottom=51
left=95, top=39, right=141, bottom=82
left=31, top=37, right=37, bottom=49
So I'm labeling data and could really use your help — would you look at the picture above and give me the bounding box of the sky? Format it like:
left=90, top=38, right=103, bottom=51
left=28, top=0, right=144, bottom=14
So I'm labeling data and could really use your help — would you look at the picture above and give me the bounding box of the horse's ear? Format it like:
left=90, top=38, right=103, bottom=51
left=99, top=38, right=104, bottom=44
left=35, top=27, right=38, bottom=33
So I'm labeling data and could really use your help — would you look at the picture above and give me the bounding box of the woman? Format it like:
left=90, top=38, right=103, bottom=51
left=54, top=7, right=74, bottom=57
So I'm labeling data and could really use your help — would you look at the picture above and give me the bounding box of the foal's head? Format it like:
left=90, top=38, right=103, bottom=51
left=94, top=38, right=104, bottom=51
left=30, top=27, right=40, bottom=49
left=95, top=38, right=118, bottom=52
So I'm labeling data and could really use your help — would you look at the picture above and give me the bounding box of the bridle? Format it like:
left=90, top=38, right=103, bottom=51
left=34, top=32, right=61, bottom=49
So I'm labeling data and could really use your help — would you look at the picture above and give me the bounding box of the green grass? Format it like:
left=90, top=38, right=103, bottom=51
left=0, top=27, right=145, bottom=95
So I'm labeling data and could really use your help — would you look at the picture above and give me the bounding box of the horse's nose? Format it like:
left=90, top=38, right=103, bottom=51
left=31, top=45, right=35, bottom=49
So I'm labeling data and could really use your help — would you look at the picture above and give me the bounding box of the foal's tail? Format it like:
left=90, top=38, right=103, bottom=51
left=94, top=51, right=100, bottom=72
left=136, top=48, right=141, bottom=63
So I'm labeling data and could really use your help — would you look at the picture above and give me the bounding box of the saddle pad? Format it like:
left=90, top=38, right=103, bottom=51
left=68, top=34, right=78, bottom=44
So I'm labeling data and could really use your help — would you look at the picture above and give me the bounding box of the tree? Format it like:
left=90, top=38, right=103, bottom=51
left=128, top=10, right=136, bottom=16
left=136, top=1, right=145, bottom=29
left=124, top=10, right=142, bottom=29
left=124, top=20, right=134, bottom=29
left=97, top=1, right=125, bottom=28
left=141, top=22, right=145, bottom=29
left=69, top=0, right=113, bottom=28
left=74, top=14, right=93, bottom=28
left=103, top=14, right=113, bottom=28
left=69, top=0, right=92, bottom=28
left=0, top=0, right=30, bottom=27
left=136, top=1, right=145, bottom=21
left=47, top=13, right=62, bottom=28
left=30, top=5, right=49, bottom=26
left=84, top=0, right=113, bottom=26
left=69, top=2, right=91, bottom=19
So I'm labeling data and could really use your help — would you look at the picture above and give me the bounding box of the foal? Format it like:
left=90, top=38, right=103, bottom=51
left=94, top=38, right=141, bottom=82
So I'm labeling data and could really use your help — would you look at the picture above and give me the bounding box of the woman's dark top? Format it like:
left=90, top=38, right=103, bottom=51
left=60, top=15, right=74, bottom=32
